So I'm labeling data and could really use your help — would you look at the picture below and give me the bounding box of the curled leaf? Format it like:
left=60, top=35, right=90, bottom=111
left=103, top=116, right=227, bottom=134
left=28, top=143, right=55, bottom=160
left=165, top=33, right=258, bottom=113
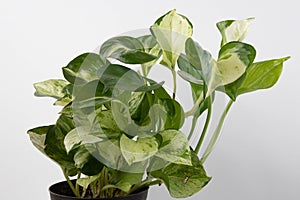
left=217, top=18, right=254, bottom=47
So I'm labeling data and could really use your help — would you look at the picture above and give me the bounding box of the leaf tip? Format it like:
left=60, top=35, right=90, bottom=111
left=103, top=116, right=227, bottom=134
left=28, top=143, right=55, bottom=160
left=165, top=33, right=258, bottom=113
left=283, top=56, right=291, bottom=61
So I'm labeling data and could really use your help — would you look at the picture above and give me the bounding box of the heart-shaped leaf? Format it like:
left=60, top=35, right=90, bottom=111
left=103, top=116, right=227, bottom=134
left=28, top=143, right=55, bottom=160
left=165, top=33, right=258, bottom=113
left=156, top=130, right=191, bottom=165
left=27, top=126, right=52, bottom=154
left=151, top=9, right=193, bottom=68
left=150, top=151, right=211, bottom=198
left=217, top=41, right=256, bottom=85
left=224, top=57, right=290, bottom=100
left=120, top=134, right=159, bottom=165
left=185, top=38, right=256, bottom=95
left=63, top=53, right=106, bottom=84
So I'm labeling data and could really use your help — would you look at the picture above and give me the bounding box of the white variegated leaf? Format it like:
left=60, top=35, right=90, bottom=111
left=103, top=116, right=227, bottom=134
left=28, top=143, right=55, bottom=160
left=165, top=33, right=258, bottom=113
left=217, top=18, right=254, bottom=46
left=151, top=9, right=193, bottom=68
left=34, top=79, right=69, bottom=99
left=64, top=126, right=103, bottom=153
left=120, top=134, right=158, bottom=165
left=156, top=130, right=192, bottom=166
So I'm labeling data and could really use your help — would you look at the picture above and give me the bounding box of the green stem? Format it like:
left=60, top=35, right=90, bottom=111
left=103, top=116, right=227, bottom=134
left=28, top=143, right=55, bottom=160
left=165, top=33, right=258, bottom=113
left=141, top=64, right=148, bottom=77
left=75, top=172, right=81, bottom=196
left=81, top=188, right=87, bottom=198
left=129, top=179, right=162, bottom=194
left=148, top=179, right=162, bottom=187
left=185, top=92, right=204, bottom=117
left=200, top=99, right=234, bottom=164
left=62, top=169, right=80, bottom=197
left=172, top=69, right=177, bottom=99
left=195, top=97, right=212, bottom=154
left=187, top=116, right=198, bottom=141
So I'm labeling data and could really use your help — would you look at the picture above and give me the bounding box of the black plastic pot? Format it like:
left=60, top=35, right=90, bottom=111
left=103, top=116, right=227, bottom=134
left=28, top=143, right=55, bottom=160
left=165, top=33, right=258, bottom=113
left=49, top=180, right=149, bottom=200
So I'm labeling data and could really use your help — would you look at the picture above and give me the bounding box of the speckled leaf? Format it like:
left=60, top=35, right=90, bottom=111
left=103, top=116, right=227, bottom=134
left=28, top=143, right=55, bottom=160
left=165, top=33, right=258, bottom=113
left=151, top=151, right=211, bottom=198
left=156, top=130, right=191, bottom=165
left=64, top=126, right=103, bottom=153
left=120, top=134, right=158, bottom=165
left=27, top=126, right=52, bottom=153
left=34, top=79, right=69, bottom=99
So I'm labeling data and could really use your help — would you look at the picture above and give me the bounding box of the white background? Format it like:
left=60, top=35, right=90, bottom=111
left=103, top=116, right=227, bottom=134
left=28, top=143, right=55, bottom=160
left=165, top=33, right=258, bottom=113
left=1, top=0, right=299, bottom=199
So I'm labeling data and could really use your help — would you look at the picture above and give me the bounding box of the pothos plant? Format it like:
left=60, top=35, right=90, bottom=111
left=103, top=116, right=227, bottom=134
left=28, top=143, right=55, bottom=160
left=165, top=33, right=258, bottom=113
left=28, top=10, right=289, bottom=199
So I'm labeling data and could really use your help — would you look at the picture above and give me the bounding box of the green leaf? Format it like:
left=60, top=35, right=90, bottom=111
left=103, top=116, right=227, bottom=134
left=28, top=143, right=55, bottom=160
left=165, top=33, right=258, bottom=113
left=77, top=174, right=100, bottom=189
left=138, top=35, right=162, bottom=76
left=151, top=151, right=211, bottom=198
left=237, top=57, right=290, bottom=95
left=151, top=9, right=193, bottom=68
left=156, top=130, right=191, bottom=165
left=71, top=80, right=112, bottom=112
left=217, top=18, right=254, bottom=47
left=64, top=126, right=103, bottom=153
left=151, top=81, right=171, bottom=99
left=177, top=71, right=203, bottom=85
left=177, top=53, right=203, bottom=84
left=44, top=114, right=77, bottom=176
left=73, top=145, right=104, bottom=176
left=98, top=64, right=161, bottom=92
left=28, top=117, right=77, bottom=176
left=223, top=57, right=289, bottom=100
left=129, top=92, right=149, bottom=124
left=185, top=38, right=213, bottom=86
left=159, top=99, right=185, bottom=130
left=222, top=72, right=247, bottom=100
left=120, top=134, right=159, bottom=165
left=64, top=128, right=82, bottom=153
left=111, top=99, right=166, bottom=137
left=27, top=126, right=52, bottom=153
left=95, top=139, right=148, bottom=173
left=34, top=79, right=69, bottom=99
left=108, top=171, right=143, bottom=193
left=190, top=83, right=214, bottom=118
left=125, top=88, right=183, bottom=131
left=177, top=54, right=212, bottom=117
left=62, top=53, right=106, bottom=84
left=54, top=96, right=72, bottom=106
left=95, top=139, right=124, bottom=169
left=185, top=39, right=256, bottom=95
left=111, top=99, right=138, bottom=136
left=73, top=80, right=111, bottom=102
left=94, top=110, right=121, bottom=138
left=100, top=36, right=157, bottom=64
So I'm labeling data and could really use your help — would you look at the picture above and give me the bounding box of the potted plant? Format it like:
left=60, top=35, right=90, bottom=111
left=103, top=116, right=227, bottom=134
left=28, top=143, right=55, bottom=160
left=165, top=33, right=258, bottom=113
left=27, top=9, right=289, bottom=200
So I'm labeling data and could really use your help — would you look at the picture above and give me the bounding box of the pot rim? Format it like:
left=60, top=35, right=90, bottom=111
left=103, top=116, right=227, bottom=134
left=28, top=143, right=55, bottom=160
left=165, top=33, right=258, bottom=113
left=49, top=180, right=149, bottom=200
